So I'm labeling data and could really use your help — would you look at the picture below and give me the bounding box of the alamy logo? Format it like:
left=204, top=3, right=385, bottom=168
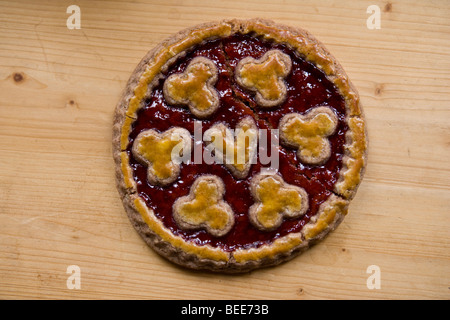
left=366, top=5, right=381, bottom=30
left=171, top=121, right=280, bottom=172
left=366, top=265, right=381, bottom=289
left=66, top=265, right=81, bottom=290
left=66, top=5, right=81, bottom=30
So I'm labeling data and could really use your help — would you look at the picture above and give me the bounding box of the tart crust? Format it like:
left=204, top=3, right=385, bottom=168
left=112, top=18, right=367, bottom=273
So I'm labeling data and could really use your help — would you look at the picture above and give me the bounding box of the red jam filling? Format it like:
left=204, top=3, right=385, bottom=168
left=126, top=34, right=347, bottom=251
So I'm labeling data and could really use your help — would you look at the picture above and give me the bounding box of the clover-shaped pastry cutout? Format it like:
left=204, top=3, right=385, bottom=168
left=132, top=127, right=192, bottom=186
left=204, top=116, right=258, bottom=179
left=279, top=106, right=338, bottom=165
left=173, top=175, right=234, bottom=237
left=235, top=49, right=292, bottom=107
left=249, top=172, right=309, bottom=231
left=163, top=57, right=219, bottom=118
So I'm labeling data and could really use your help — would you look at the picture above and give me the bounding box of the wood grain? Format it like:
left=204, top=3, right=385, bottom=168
left=0, top=0, right=449, bottom=300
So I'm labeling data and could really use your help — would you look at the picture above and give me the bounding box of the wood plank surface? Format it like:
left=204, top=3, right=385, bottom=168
left=0, top=0, right=449, bottom=300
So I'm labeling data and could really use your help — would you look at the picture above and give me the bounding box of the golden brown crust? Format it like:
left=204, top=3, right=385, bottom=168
left=163, top=56, right=220, bottom=119
left=231, top=233, right=306, bottom=268
left=172, top=175, right=235, bottom=237
left=301, top=194, right=349, bottom=242
left=334, top=117, right=368, bottom=199
left=279, top=106, right=338, bottom=165
left=132, top=127, right=192, bottom=186
left=248, top=172, right=309, bottom=231
left=112, top=18, right=367, bottom=272
left=131, top=193, right=231, bottom=265
left=235, top=49, right=292, bottom=107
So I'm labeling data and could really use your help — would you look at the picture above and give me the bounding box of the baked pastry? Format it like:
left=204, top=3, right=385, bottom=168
left=112, top=18, right=367, bottom=273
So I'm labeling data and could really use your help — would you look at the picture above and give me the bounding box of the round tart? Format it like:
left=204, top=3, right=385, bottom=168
left=113, top=19, right=367, bottom=273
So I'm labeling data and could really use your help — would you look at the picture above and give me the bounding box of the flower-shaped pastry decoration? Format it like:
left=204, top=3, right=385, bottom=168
left=249, top=172, right=309, bottom=231
left=235, top=49, right=292, bottom=107
left=204, top=116, right=258, bottom=179
left=163, top=57, right=219, bottom=118
left=173, top=175, right=235, bottom=237
left=279, top=106, right=338, bottom=165
left=132, top=127, right=192, bottom=186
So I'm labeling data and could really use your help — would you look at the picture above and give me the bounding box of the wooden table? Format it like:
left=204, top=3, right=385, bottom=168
left=0, top=0, right=448, bottom=300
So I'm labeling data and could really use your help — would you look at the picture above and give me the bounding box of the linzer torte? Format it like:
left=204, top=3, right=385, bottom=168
left=113, top=19, right=367, bottom=272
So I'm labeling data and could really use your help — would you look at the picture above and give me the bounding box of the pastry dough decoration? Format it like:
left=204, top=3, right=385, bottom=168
left=249, top=172, right=308, bottom=231
left=204, top=117, right=258, bottom=179
left=235, top=49, right=292, bottom=107
left=132, top=127, right=192, bottom=186
left=163, top=57, right=219, bottom=118
left=173, top=175, right=235, bottom=237
left=279, top=106, right=338, bottom=165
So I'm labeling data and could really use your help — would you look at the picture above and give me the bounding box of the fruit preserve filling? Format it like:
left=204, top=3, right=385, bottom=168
left=126, top=34, right=348, bottom=251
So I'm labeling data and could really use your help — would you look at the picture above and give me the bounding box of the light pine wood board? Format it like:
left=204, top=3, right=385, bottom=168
left=0, top=0, right=449, bottom=300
